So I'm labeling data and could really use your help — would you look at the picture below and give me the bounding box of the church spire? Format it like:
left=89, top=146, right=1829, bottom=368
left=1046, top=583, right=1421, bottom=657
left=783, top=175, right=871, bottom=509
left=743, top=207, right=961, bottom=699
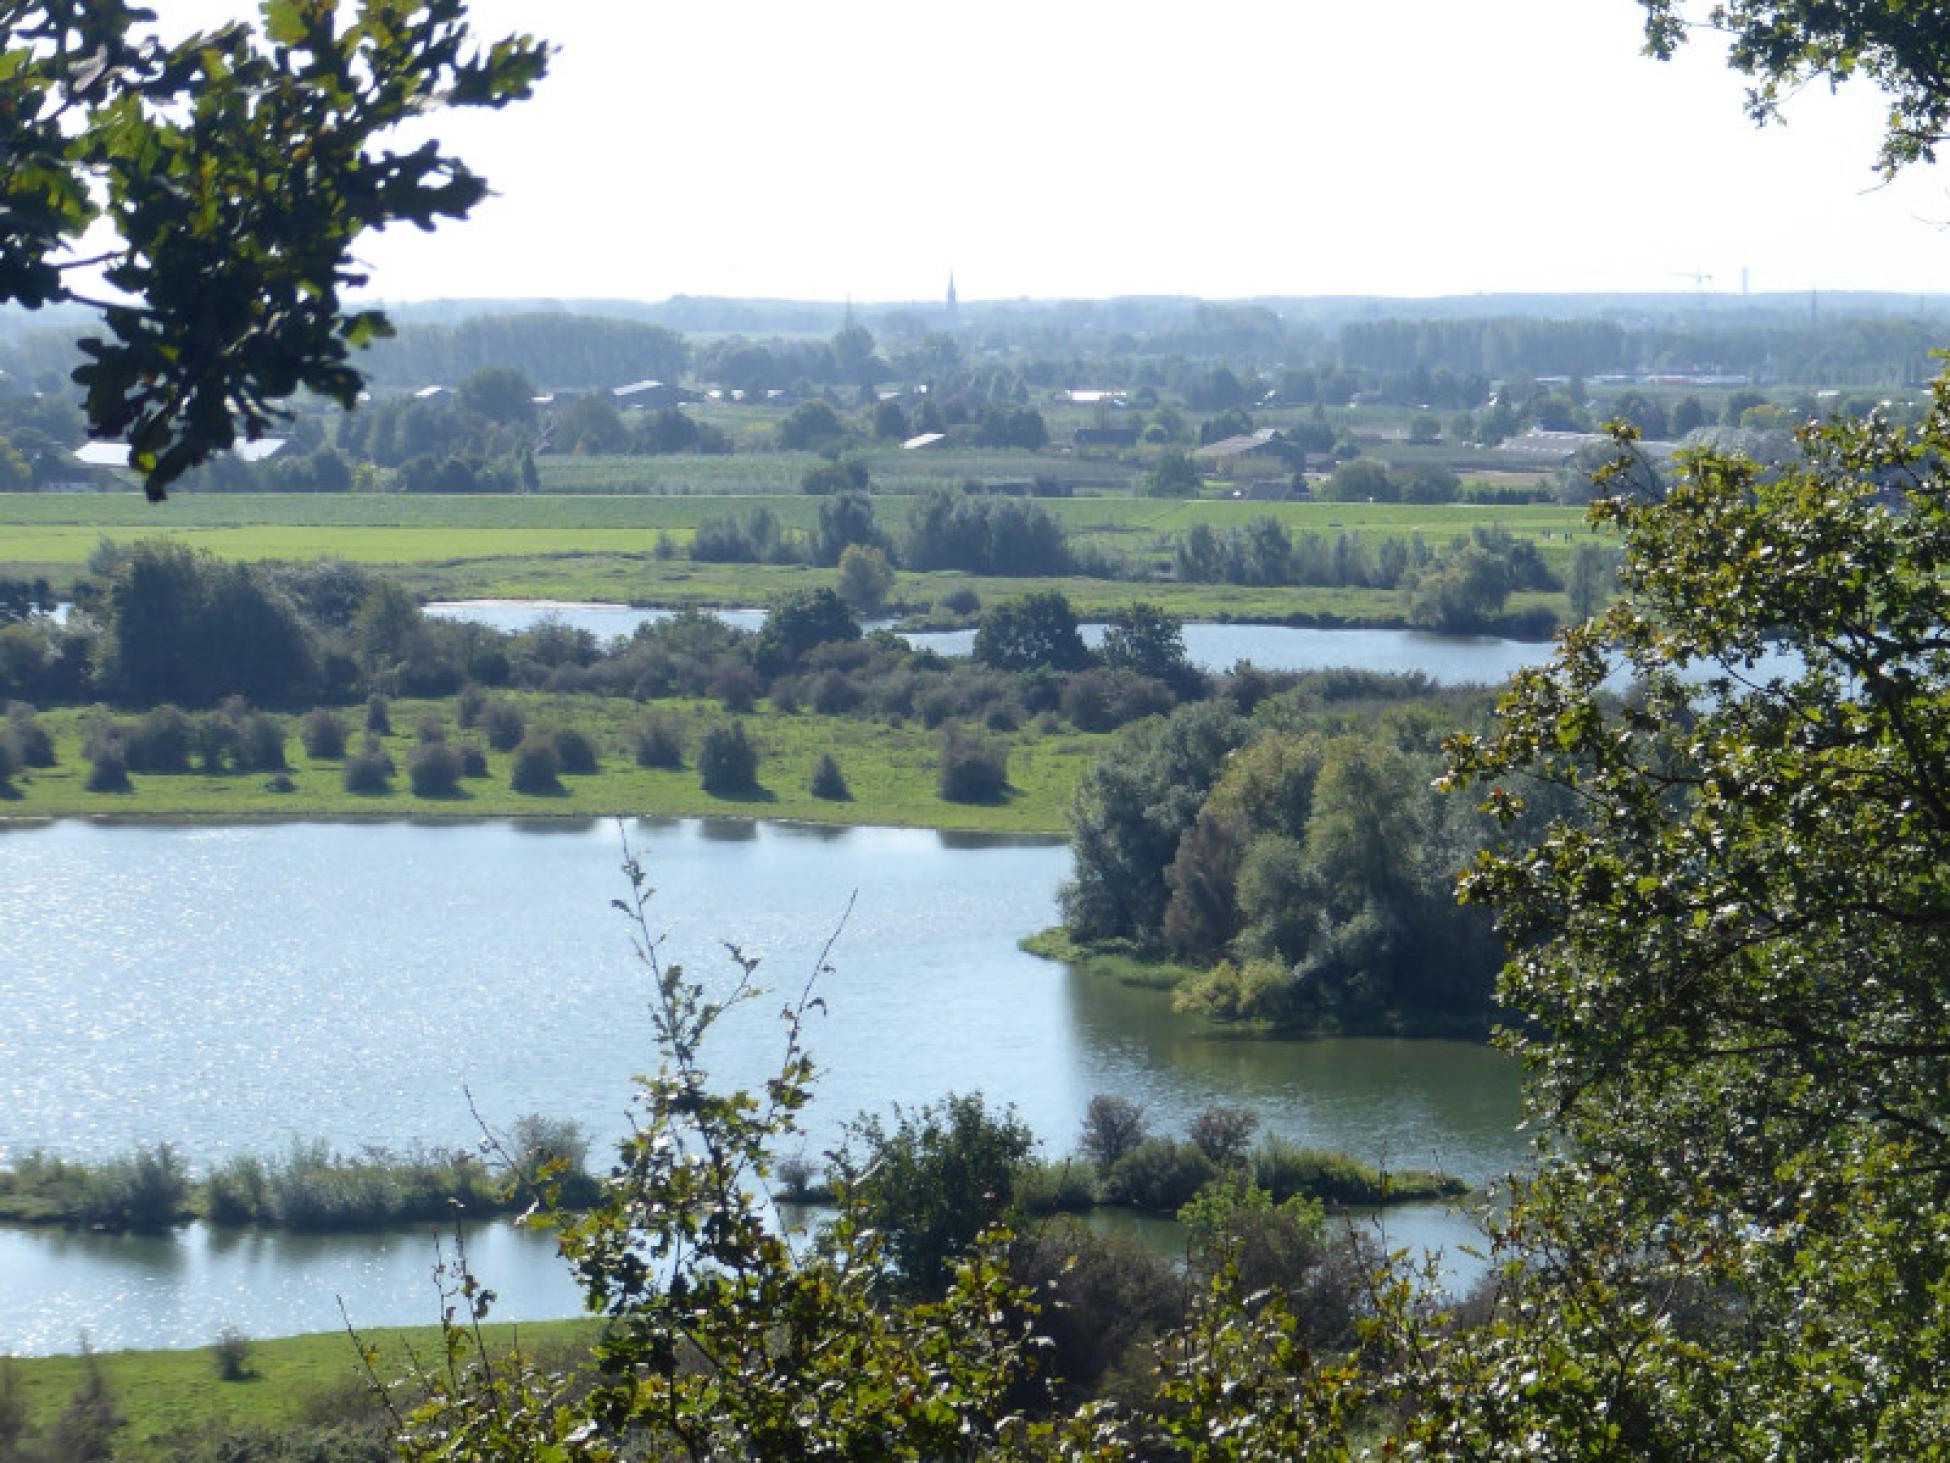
left=946, top=271, right=958, bottom=327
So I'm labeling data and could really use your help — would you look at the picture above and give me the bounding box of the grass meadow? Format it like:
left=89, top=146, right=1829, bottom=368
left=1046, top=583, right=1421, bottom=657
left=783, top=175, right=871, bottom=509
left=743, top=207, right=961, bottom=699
left=4, top=695, right=1105, bottom=832
left=2, top=1319, right=599, bottom=1460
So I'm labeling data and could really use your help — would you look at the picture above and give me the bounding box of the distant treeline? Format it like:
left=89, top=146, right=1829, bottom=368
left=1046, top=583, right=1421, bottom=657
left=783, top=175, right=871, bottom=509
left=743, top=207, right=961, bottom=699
left=356, top=312, right=689, bottom=390
left=1336, top=314, right=1941, bottom=386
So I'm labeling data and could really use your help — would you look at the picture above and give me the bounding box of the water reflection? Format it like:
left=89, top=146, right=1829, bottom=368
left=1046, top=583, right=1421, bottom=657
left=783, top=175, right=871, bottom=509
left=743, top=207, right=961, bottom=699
left=0, top=817, right=1522, bottom=1354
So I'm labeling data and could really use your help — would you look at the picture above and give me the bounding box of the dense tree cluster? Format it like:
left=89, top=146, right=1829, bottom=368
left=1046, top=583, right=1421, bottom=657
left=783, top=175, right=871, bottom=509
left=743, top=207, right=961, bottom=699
left=1062, top=673, right=1513, bottom=1032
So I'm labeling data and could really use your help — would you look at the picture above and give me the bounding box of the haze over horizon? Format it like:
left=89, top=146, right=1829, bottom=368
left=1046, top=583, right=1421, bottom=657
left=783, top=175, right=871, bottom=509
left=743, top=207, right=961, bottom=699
left=144, top=1, right=1950, bottom=308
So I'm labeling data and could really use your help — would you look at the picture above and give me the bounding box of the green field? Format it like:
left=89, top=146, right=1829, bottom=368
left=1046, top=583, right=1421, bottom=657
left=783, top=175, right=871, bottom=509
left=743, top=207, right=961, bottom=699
left=3, top=697, right=1103, bottom=832
left=0, top=492, right=1592, bottom=615
left=3, top=1319, right=598, bottom=1460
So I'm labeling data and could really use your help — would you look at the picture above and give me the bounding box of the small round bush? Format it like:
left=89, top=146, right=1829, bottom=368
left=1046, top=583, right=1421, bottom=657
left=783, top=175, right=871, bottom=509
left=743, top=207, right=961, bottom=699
left=0, top=736, right=17, bottom=790
left=710, top=661, right=760, bottom=714
left=809, top=753, right=850, bottom=801
left=1102, top=1139, right=1217, bottom=1213
left=365, top=694, right=391, bottom=734
left=4, top=707, right=54, bottom=768
left=983, top=702, right=1019, bottom=733
left=408, top=740, right=465, bottom=798
left=86, top=748, right=131, bottom=792
left=918, top=688, right=957, bottom=729
left=509, top=735, right=562, bottom=794
left=416, top=717, right=447, bottom=744
left=938, top=731, right=1008, bottom=803
left=697, top=722, right=758, bottom=795
left=810, top=669, right=862, bottom=716
left=299, top=709, right=347, bottom=760
left=633, top=717, right=684, bottom=770
left=128, top=705, right=193, bottom=772
left=479, top=699, right=524, bottom=752
left=262, top=772, right=296, bottom=794
left=552, top=725, right=598, bottom=775
left=457, top=742, right=489, bottom=778
left=340, top=744, right=394, bottom=794
left=938, top=586, right=981, bottom=617
left=456, top=685, right=487, bottom=728
left=233, top=713, right=287, bottom=772
left=191, top=712, right=239, bottom=773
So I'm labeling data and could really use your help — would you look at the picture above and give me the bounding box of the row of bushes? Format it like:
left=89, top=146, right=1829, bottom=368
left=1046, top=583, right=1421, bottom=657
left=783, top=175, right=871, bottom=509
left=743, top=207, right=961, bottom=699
left=0, top=1119, right=597, bottom=1234
left=66, top=693, right=1016, bottom=805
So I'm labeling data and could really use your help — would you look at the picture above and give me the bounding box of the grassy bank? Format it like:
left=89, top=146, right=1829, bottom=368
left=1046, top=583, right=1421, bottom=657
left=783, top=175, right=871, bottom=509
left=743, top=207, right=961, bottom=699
left=1, top=1320, right=599, bottom=1461
left=0, top=695, right=1099, bottom=833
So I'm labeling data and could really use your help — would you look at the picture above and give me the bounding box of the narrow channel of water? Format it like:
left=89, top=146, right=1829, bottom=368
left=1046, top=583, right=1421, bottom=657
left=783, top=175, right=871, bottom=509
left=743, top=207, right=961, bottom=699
left=423, top=600, right=1554, bottom=685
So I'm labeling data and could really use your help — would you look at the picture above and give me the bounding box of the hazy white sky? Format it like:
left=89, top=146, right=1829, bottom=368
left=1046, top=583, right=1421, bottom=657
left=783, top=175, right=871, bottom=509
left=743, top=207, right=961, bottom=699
left=188, top=1, right=1950, bottom=303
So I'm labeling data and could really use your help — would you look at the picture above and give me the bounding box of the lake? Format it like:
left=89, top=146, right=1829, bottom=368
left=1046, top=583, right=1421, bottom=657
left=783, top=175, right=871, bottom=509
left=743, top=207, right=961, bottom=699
left=0, top=818, right=1522, bottom=1353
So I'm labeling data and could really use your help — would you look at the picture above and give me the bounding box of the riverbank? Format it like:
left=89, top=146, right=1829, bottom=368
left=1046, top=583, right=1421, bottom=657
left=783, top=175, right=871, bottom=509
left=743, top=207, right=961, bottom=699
left=0, top=1319, right=600, bottom=1462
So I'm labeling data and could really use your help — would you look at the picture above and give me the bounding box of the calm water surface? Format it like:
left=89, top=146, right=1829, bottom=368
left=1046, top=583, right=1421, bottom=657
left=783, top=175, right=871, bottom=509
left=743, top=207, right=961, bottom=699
left=424, top=600, right=1552, bottom=685
left=0, top=819, right=1520, bottom=1353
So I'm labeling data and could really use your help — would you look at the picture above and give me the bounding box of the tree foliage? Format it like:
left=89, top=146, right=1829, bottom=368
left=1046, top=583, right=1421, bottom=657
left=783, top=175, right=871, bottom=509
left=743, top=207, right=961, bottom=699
left=2, top=1, right=546, bottom=497
left=1639, top=0, right=1950, bottom=176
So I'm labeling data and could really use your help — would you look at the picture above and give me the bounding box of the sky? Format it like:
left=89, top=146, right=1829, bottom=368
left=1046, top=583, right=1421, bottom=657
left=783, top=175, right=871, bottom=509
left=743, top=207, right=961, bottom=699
left=177, top=0, right=1950, bottom=305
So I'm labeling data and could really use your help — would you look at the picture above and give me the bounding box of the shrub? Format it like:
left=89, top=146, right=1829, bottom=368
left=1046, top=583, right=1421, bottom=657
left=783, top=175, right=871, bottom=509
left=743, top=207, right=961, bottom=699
left=1078, top=1094, right=1148, bottom=1169
left=212, top=1328, right=255, bottom=1382
left=78, top=1143, right=191, bottom=1231
left=983, top=702, right=1019, bottom=733
left=456, top=685, right=487, bottom=728
left=509, top=735, right=562, bottom=794
left=808, top=753, right=849, bottom=801
left=809, top=669, right=862, bottom=716
left=340, top=739, right=394, bottom=794
left=299, top=708, right=347, bottom=759
left=407, top=741, right=465, bottom=798
left=457, top=742, right=489, bottom=778
left=774, top=1153, right=827, bottom=1204
left=85, top=748, right=130, bottom=793
left=937, top=729, right=1008, bottom=803
left=192, top=712, right=239, bottom=772
left=918, top=688, right=957, bottom=729
left=204, top=1154, right=269, bottom=1225
left=1015, top=1159, right=1095, bottom=1216
left=0, top=736, right=16, bottom=791
left=232, top=712, right=286, bottom=772
left=633, top=716, right=684, bottom=770
left=709, top=659, right=760, bottom=713
left=552, top=725, right=598, bottom=774
left=415, top=717, right=446, bottom=743
left=1188, top=1105, right=1261, bottom=1165
left=127, top=705, right=193, bottom=772
left=938, top=586, right=981, bottom=617
left=1253, top=1137, right=1385, bottom=1205
left=1101, top=1138, right=1217, bottom=1212
left=4, top=705, right=54, bottom=767
left=479, top=699, right=524, bottom=751
left=697, top=722, right=758, bottom=794
left=364, top=694, right=390, bottom=734
left=509, top=1114, right=597, bottom=1209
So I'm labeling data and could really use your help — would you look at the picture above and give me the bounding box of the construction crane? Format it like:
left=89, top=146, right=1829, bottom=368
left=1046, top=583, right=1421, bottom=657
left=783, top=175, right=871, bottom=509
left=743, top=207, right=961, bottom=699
left=1669, top=269, right=1714, bottom=290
